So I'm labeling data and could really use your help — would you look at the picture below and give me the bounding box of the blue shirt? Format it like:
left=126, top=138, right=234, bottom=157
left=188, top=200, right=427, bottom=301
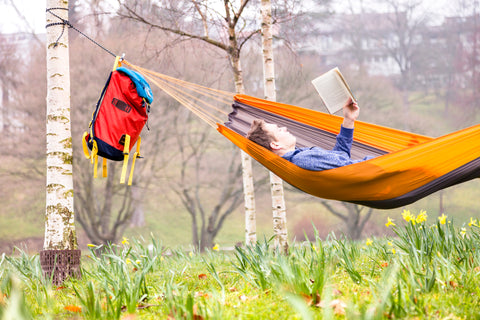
left=282, top=126, right=373, bottom=171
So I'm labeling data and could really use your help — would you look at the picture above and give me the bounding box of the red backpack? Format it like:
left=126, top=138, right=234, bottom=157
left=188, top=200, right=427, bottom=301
left=82, top=66, right=153, bottom=185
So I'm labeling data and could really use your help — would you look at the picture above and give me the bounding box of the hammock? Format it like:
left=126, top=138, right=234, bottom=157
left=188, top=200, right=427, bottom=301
left=123, top=60, right=480, bottom=209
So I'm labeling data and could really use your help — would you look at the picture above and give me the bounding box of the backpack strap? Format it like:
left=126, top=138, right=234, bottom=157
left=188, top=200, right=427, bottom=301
left=128, top=136, right=142, bottom=186
left=102, top=158, right=108, bottom=178
left=93, top=154, right=99, bottom=178
left=120, top=134, right=131, bottom=184
left=82, top=131, right=91, bottom=159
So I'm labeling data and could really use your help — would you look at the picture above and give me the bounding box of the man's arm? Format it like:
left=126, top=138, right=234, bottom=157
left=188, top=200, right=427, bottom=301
left=342, top=97, right=359, bottom=129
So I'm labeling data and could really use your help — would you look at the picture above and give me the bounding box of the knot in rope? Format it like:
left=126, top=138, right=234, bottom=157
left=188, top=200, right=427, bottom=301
left=45, top=7, right=117, bottom=57
left=45, top=7, right=72, bottom=47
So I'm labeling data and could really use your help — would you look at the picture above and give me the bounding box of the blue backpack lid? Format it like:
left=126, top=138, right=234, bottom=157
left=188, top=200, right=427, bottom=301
left=116, top=67, right=154, bottom=104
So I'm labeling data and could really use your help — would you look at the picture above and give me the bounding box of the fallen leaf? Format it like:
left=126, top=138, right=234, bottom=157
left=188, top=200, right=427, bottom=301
left=64, top=305, right=82, bottom=313
left=198, top=273, right=208, bottom=280
left=319, top=299, right=346, bottom=315
left=300, top=293, right=313, bottom=306
left=330, top=299, right=347, bottom=315
left=192, top=304, right=204, bottom=320
left=194, top=291, right=211, bottom=299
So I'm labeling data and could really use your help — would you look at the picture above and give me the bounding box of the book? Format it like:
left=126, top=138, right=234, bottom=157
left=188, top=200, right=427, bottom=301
left=311, top=67, right=356, bottom=114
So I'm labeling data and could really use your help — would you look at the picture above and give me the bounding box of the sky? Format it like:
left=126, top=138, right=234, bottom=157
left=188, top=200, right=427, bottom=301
left=0, top=1, right=46, bottom=34
left=0, top=0, right=458, bottom=34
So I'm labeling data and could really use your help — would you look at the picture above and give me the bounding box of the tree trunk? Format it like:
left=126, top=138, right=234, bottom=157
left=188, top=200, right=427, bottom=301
left=42, top=0, right=80, bottom=285
left=226, top=24, right=257, bottom=246
left=261, top=0, right=288, bottom=253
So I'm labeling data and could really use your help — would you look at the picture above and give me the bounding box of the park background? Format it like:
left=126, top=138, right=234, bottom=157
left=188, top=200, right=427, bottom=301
left=1, top=0, right=480, bottom=253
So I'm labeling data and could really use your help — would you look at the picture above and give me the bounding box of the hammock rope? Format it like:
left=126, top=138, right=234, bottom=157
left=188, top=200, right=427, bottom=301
left=123, top=61, right=233, bottom=128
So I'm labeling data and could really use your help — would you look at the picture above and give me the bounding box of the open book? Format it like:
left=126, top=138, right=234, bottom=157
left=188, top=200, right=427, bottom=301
left=311, top=67, right=356, bottom=114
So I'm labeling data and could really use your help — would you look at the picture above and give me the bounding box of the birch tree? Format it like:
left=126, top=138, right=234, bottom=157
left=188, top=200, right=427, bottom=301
left=260, top=0, right=288, bottom=252
left=42, top=0, right=80, bottom=284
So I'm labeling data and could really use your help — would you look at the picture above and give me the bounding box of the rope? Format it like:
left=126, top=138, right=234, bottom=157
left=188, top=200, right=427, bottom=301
left=123, top=60, right=235, bottom=128
left=45, top=7, right=117, bottom=57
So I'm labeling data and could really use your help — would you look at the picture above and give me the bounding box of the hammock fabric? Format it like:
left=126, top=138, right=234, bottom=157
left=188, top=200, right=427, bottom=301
left=124, top=60, right=480, bottom=209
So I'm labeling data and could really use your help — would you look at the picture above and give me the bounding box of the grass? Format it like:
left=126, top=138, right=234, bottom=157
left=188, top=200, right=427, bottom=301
left=0, top=211, right=479, bottom=319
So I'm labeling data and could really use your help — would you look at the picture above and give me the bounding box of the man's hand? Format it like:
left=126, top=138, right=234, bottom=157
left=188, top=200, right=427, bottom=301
left=342, top=97, right=359, bottom=129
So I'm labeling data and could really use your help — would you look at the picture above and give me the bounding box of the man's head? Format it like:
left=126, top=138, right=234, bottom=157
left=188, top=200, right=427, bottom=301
left=246, top=119, right=296, bottom=156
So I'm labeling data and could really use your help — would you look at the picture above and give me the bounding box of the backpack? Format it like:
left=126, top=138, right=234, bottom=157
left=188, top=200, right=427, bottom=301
left=82, top=66, right=153, bottom=185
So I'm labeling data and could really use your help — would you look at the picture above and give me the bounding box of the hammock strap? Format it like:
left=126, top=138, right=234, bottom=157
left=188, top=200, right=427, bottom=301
left=123, top=60, right=234, bottom=128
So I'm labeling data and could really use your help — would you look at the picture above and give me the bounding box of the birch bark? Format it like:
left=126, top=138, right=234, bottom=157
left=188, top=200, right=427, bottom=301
left=44, top=0, right=77, bottom=250
left=226, top=23, right=257, bottom=246
left=261, top=0, right=288, bottom=252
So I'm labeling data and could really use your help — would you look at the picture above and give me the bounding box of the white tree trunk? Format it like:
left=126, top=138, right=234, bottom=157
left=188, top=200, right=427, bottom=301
left=261, top=0, right=288, bottom=252
left=226, top=21, right=257, bottom=247
left=44, top=0, right=77, bottom=250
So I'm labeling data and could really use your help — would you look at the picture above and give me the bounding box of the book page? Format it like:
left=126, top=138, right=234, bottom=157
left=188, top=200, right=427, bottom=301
left=311, top=67, right=354, bottom=114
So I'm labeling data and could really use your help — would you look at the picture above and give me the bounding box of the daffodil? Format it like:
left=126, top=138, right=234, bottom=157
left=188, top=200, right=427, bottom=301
left=385, top=217, right=396, bottom=227
left=365, top=238, right=373, bottom=246
left=135, top=259, right=141, bottom=264
left=212, top=244, right=219, bottom=251
left=438, top=213, right=447, bottom=225
left=122, top=237, right=129, bottom=246
left=387, top=241, right=393, bottom=246
left=416, top=210, right=428, bottom=224
left=402, top=209, right=414, bottom=223
left=87, top=244, right=96, bottom=248
left=390, top=248, right=396, bottom=254
left=189, top=251, right=194, bottom=257
left=460, top=227, right=467, bottom=237
left=468, top=217, right=478, bottom=227
left=126, top=258, right=132, bottom=264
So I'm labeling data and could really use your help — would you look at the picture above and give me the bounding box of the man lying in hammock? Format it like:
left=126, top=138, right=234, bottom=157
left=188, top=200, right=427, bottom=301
left=246, top=98, right=375, bottom=171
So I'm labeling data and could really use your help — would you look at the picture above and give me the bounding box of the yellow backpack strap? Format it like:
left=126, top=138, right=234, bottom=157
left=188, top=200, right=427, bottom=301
left=128, top=136, right=142, bottom=186
left=93, top=155, right=99, bottom=178
left=90, top=140, right=98, bottom=164
left=120, top=134, right=131, bottom=184
left=82, top=132, right=92, bottom=159
left=102, top=158, right=108, bottom=178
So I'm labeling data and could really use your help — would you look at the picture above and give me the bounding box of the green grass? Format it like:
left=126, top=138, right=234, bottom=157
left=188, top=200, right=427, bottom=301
left=0, top=212, right=479, bottom=319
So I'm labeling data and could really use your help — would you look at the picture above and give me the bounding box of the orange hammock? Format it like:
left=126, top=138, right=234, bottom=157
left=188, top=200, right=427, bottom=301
left=123, top=60, right=480, bottom=209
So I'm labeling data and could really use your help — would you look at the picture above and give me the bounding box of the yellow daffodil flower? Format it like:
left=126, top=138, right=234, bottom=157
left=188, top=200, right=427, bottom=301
left=385, top=217, right=396, bottom=227
left=135, top=259, right=141, bottom=264
left=212, top=244, right=219, bottom=251
left=416, top=210, right=428, bottom=224
left=468, top=217, right=478, bottom=227
left=366, top=238, right=373, bottom=246
left=126, top=258, right=132, bottom=264
left=402, top=209, right=413, bottom=222
left=87, top=244, right=96, bottom=248
left=189, top=251, right=194, bottom=257
left=390, top=248, right=396, bottom=254
left=438, top=213, right=447, bottom=225
left=460, top=227, right=467, bottom=237
left=122, top=237, right=129, bottom=246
